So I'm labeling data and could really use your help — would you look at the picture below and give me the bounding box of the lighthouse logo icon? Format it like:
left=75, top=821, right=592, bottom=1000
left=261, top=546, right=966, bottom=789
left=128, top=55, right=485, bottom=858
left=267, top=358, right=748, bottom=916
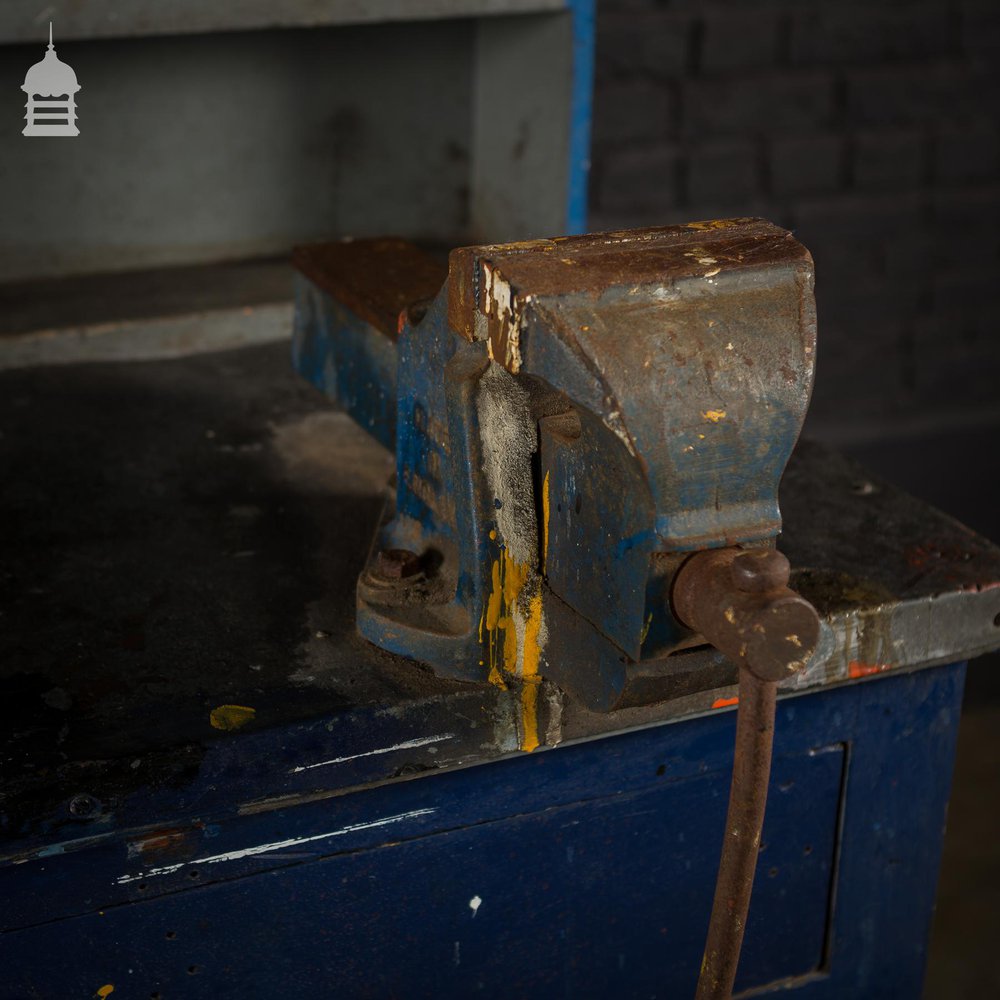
left=22, top=23, right=80, bottom=137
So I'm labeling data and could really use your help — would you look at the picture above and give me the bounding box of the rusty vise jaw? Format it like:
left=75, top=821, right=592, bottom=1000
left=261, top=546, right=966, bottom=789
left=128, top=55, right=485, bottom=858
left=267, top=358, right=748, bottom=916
left=292, top=220, right=816, bottom=724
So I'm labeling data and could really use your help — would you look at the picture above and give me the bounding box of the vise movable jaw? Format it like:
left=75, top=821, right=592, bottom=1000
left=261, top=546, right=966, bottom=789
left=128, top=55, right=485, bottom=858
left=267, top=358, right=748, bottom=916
left=292, top=220, right=818, bottom=724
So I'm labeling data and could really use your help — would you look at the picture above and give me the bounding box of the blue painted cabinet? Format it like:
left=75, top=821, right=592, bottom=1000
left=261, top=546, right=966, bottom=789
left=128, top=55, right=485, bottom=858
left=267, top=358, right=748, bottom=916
left=1, top=665, right=963, bottom=999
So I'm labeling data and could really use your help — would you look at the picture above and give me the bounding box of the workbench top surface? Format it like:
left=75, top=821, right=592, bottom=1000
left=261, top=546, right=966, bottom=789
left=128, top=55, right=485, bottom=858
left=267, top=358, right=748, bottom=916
left=2, top=343, right=998, bottom=852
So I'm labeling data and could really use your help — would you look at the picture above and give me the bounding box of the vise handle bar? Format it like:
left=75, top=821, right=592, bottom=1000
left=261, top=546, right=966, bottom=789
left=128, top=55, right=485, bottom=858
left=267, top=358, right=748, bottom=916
left=673, top=547, right=821, bottom=999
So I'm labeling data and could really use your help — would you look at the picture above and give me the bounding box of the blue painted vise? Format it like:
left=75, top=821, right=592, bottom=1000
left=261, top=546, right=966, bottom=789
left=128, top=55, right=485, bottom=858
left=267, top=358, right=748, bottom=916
left=292, top=220, right=816, bottom=720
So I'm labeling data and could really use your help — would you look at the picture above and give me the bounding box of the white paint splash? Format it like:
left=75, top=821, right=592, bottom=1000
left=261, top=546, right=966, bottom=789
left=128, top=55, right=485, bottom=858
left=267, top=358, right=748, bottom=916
left=115, top=808, right=435, bottom=885
left=289, top=734, right=455, bottom=774
left=469, top=895, right=482, bottom=917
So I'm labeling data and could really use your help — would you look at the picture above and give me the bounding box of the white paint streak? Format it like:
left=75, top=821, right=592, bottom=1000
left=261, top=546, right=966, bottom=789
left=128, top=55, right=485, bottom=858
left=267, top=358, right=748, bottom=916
left=469, top=895, right=482, bottom=917
left=115, top=808, right=435, bottom=885
left=289, top=734, right=455, bottom=774
left=601, top=409, right=637, bottom=458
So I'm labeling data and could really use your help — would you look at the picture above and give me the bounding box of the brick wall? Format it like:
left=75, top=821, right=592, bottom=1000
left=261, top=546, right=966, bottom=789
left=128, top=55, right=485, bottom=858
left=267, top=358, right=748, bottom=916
left=589, top=0, right=1000, bottom=432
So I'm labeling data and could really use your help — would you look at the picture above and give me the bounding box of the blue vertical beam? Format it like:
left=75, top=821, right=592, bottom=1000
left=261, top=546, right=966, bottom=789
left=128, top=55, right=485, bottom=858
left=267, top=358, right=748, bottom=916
left=566, top=0, right=595, bottom=233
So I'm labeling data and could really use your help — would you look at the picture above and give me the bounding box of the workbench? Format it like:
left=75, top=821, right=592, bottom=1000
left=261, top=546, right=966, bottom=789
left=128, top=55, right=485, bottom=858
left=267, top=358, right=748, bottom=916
left=2, top=343, right=997, bottom=998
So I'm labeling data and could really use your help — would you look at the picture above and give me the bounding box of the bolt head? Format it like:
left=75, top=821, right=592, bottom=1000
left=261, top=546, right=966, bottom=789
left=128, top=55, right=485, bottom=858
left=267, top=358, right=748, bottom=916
left=68, top=793, right=99, bottom=820
left=375, top=548, right=422, bottom=580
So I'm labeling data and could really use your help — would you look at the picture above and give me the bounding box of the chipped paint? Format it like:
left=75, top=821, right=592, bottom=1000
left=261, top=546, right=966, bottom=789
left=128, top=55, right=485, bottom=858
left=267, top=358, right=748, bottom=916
left=544, top=684, right=564, bottom=747
left=289, top=734, right=455, bottom=774
left=482, top=262, right=528, bottom=373
left=209, top=704, right=256, bottom=731
left=116, top=809, right=435, bottom=885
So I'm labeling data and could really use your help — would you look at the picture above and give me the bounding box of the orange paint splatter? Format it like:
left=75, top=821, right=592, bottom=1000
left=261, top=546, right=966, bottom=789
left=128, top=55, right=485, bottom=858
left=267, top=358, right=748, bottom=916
left=849, top=661, right=892, bottom=679
left=96, top=986, right=115, bottom=999
left=712, top=696, right=739, bottom=709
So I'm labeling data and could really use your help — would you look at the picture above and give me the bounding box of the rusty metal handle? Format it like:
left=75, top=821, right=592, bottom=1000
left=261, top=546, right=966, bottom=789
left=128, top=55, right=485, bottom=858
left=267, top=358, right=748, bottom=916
left=673, top=548, right=819, bottom=683
left=672, top=547, right=821, bottom=1000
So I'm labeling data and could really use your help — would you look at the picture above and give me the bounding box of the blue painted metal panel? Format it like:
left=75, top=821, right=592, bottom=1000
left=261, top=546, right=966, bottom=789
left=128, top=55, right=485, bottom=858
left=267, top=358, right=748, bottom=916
left=0, top=665, right=965, bottom=999
left=292, top=275, right=398, bottom=451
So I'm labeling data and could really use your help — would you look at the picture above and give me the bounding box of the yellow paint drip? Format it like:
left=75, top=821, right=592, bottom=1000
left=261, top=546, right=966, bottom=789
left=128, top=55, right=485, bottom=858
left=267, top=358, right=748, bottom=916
left=480, top=543, right=545, bottom=752
left=521, top=681, right=540, bottom=753
left=209, top=704, right=256, bottom=731
left=485, top=559, right=504, bottom=632
left=96, top=987, right=114, bottom=999
left=482, top=551, right=529, bottom=684
left=639, top=612, right=653, bottom=645
left=487, top=663, right=508, bottom=690
left=702, top=409, right=727, bottom=423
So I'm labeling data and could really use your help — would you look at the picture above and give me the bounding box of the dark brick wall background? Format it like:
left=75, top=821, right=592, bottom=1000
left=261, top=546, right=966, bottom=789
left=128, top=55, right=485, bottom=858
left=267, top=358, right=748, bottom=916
left=588, top=0, right=1000, bottom=705
left=588, top=0, right=1000, bottom=439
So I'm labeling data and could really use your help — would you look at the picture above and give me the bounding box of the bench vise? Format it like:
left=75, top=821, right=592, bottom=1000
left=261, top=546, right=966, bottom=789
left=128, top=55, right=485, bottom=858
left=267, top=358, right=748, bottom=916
left=292, top=220, right=820, bottom=725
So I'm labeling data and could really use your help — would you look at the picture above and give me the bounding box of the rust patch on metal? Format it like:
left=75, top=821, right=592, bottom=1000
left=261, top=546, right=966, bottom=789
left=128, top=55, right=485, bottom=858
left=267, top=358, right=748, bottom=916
left=696, top=670, right=777, bottom=999
left=293, top=238, right=447, bottom=340
left=446, top=218, right=812, bottom=365
left=128, top=825, right=202, bottom=861
left=672, top=547, right=820, bottom=683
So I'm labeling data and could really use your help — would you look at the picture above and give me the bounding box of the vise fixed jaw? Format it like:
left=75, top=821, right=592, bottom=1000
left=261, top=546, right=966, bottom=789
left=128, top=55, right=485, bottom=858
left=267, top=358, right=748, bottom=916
left=292, top=219, right=818, bottom=722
